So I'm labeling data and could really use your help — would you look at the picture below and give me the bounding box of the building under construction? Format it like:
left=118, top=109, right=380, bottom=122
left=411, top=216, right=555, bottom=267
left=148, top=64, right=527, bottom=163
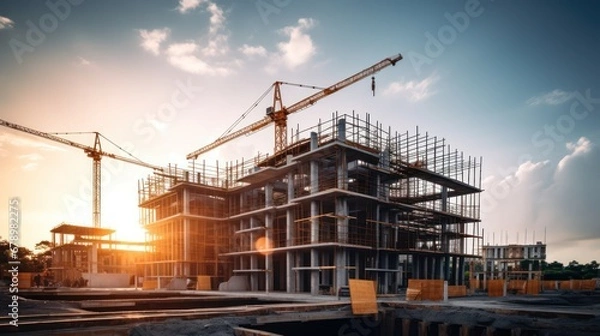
left=138, top=112, right=482, bottom=294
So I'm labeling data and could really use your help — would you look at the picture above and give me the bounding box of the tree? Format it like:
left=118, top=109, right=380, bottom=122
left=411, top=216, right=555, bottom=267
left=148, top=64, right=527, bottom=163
left=34, top=240, right=55, bottom=269
left=542, top=260, right=600, bottom=280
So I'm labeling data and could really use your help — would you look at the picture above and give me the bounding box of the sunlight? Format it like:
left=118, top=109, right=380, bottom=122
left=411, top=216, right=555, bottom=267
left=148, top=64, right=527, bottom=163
left=254, top=236, right=273, bottom=255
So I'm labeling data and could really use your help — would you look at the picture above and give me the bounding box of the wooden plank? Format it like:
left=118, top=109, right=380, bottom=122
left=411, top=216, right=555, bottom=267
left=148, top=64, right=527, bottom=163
left=348, top=279, right=378, bottom=315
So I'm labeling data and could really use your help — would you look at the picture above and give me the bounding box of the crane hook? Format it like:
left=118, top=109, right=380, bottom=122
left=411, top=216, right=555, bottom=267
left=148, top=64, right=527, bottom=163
left=371, top=76, right=376, bottom=96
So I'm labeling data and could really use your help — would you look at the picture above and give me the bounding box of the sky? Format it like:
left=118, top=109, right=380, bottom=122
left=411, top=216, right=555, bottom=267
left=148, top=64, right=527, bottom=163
left=0, top=0, right=599, bottom=264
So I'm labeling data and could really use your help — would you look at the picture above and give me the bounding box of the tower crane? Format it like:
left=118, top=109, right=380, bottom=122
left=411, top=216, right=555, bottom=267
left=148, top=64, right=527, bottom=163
left=186, top=53, right=403, bottom=160
left=0, top=118, right=165, bottom=228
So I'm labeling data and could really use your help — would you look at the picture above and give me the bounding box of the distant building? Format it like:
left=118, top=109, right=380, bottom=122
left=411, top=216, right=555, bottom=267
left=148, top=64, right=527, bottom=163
left=481, top=241, right=547, bottom=282
left=50, top=223, right=146, bottom=287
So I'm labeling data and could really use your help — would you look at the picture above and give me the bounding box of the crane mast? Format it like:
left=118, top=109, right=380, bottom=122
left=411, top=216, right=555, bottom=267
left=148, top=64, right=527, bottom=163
left=0, top=118, right=164, bottom=228
left=186, top=53, right=403, bottom=160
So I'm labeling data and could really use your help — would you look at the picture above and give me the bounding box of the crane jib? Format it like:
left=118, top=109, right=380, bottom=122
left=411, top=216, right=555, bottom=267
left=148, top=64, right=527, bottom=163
left=186, top=53, right=403, bottom=159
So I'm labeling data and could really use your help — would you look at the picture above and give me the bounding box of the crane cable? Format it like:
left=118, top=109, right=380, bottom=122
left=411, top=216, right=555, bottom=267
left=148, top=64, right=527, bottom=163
left=50, top=131, right=148, bottom=164
left=218, top=84, right=274, bottom=139
left=218, top=81, right=324, bottom=140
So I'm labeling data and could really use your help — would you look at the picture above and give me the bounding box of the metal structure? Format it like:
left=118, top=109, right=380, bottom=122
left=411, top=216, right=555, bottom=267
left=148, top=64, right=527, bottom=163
left=186, top=53, right=403, bottom=160
left=0, top=118, right=164, bottom=228
left=140, top=112, right=483, bottom=294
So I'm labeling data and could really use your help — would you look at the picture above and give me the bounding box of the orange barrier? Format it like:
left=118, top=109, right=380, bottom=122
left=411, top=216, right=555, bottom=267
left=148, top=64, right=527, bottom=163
left=142, top=279, right=158, bottom=290
left=196, top=275, right=212, bottom=290
left=508, top=280, right=527, bottom=294
left=542, top=280, right=557, bottom=291
left=557, top=280, right=596, bottom=291
left=407, top=279, right=444, bottom=301
left=526, top=280, right=540, bottom=295
left=488, top=279, right=505, bottom=297
left=581, top=280, right=596, bottom=291
left=448, top=285, right=467, bottom=297
left=18, top=272, right=33, bottom=289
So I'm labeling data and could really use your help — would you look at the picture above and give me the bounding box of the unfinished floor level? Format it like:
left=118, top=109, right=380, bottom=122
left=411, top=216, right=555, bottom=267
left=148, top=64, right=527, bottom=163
left=138, top=112, right=483, bottom=294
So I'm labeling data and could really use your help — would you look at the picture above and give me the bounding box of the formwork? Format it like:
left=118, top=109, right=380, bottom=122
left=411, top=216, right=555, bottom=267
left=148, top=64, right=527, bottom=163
left=137, top=112, right=483, bottom=294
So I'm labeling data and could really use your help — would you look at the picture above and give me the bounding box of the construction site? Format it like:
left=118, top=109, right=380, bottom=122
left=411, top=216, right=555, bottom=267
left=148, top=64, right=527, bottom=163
left=137, top=110, right=483, bottom=295
left=2, top=53, right=600, bottom=335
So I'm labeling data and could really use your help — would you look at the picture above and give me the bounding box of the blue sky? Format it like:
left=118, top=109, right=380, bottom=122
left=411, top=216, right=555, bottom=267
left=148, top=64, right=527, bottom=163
left=0, top=0, right=598, bottom=263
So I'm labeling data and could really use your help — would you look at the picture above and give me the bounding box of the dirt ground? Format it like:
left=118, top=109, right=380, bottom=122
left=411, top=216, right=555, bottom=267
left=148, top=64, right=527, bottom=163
left=129, top=317, right=255, bottom=336
left=3, top=286, right=600, bottom=335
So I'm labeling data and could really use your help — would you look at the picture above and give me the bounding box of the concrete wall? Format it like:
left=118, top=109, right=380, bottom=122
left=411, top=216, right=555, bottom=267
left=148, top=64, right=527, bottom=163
left=83, top=273, right=130, bottom=288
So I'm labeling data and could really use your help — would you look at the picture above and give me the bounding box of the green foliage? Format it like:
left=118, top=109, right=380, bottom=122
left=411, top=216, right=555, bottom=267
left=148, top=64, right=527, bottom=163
left=542, top=260, right=599, bottom=280
left=0, top=239, right=53, bottom=278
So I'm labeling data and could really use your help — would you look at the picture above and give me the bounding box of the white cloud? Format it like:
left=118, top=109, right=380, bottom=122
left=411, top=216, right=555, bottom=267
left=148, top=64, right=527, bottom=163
left=269, top=18, right=317, bottom=71
left=139, top=28, right=170, bottom=55
left=202, top=34, right=229, bottom=57
left=206, top=2, right=225, bottom=34
left=526, top=89, right=574, bottom=106
left=0, top=16, right=14, bottom=29
left=140, top=2, right=233, bottom=75
left=239, top=44, right=267, bottom=57
left=177, top=0, right=203, bottom=13
left=19, top=153, right=43, bottom=161
left=557, top=137, right=593, bottom=172
left=482, top=138, right=600, bottom=262
left=19, top=153, right=43, bottom=171
left=78, top=57, right=92, bottom=66
left=0, top=132, right=65, bottom=152
left=202, top=2, right=229, bottom=57
left=383, top=73, right=439, bottom=101
left=166, top=42, right=230, bottom=75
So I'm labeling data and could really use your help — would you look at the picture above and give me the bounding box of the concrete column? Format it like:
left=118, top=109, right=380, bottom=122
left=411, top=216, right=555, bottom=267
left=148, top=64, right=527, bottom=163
left=355, top=251, right=361, bottom=279
left=286, top=209, right=294, bottom=293
left=382, top=252, right=389, bottom=293
left=424, top=257, right=429, bottom=279
left=265, top=183, right=274, bottom=292
left=337, top=118, right=346, bottom=141
left=265, top=212, right=273, bottom=293
left=89, top=244, right=98, bottom=274
left=336, top=197, right=349, bottom=244
left=452, top=257, right=458, bottom=286
left=443, top=281, right=449, bottom=302
left=310, top=132, right=320, bottom=294
left=310, top=201, right=319, bottom=294
left=182, top=190, right=191, bottom=275
left=250, top=217, right=258, bottom=291
left=335, top=197, right=348, bottom=292
left=458, top=257, right=465, bottom=285
left=286, top=159, right=295, bottom=293
left=414, top=256, right=420, bottom=279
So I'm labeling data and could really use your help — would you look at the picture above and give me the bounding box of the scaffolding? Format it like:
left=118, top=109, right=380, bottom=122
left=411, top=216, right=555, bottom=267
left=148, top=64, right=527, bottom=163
left=137, top=112, right=483, bottom=293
